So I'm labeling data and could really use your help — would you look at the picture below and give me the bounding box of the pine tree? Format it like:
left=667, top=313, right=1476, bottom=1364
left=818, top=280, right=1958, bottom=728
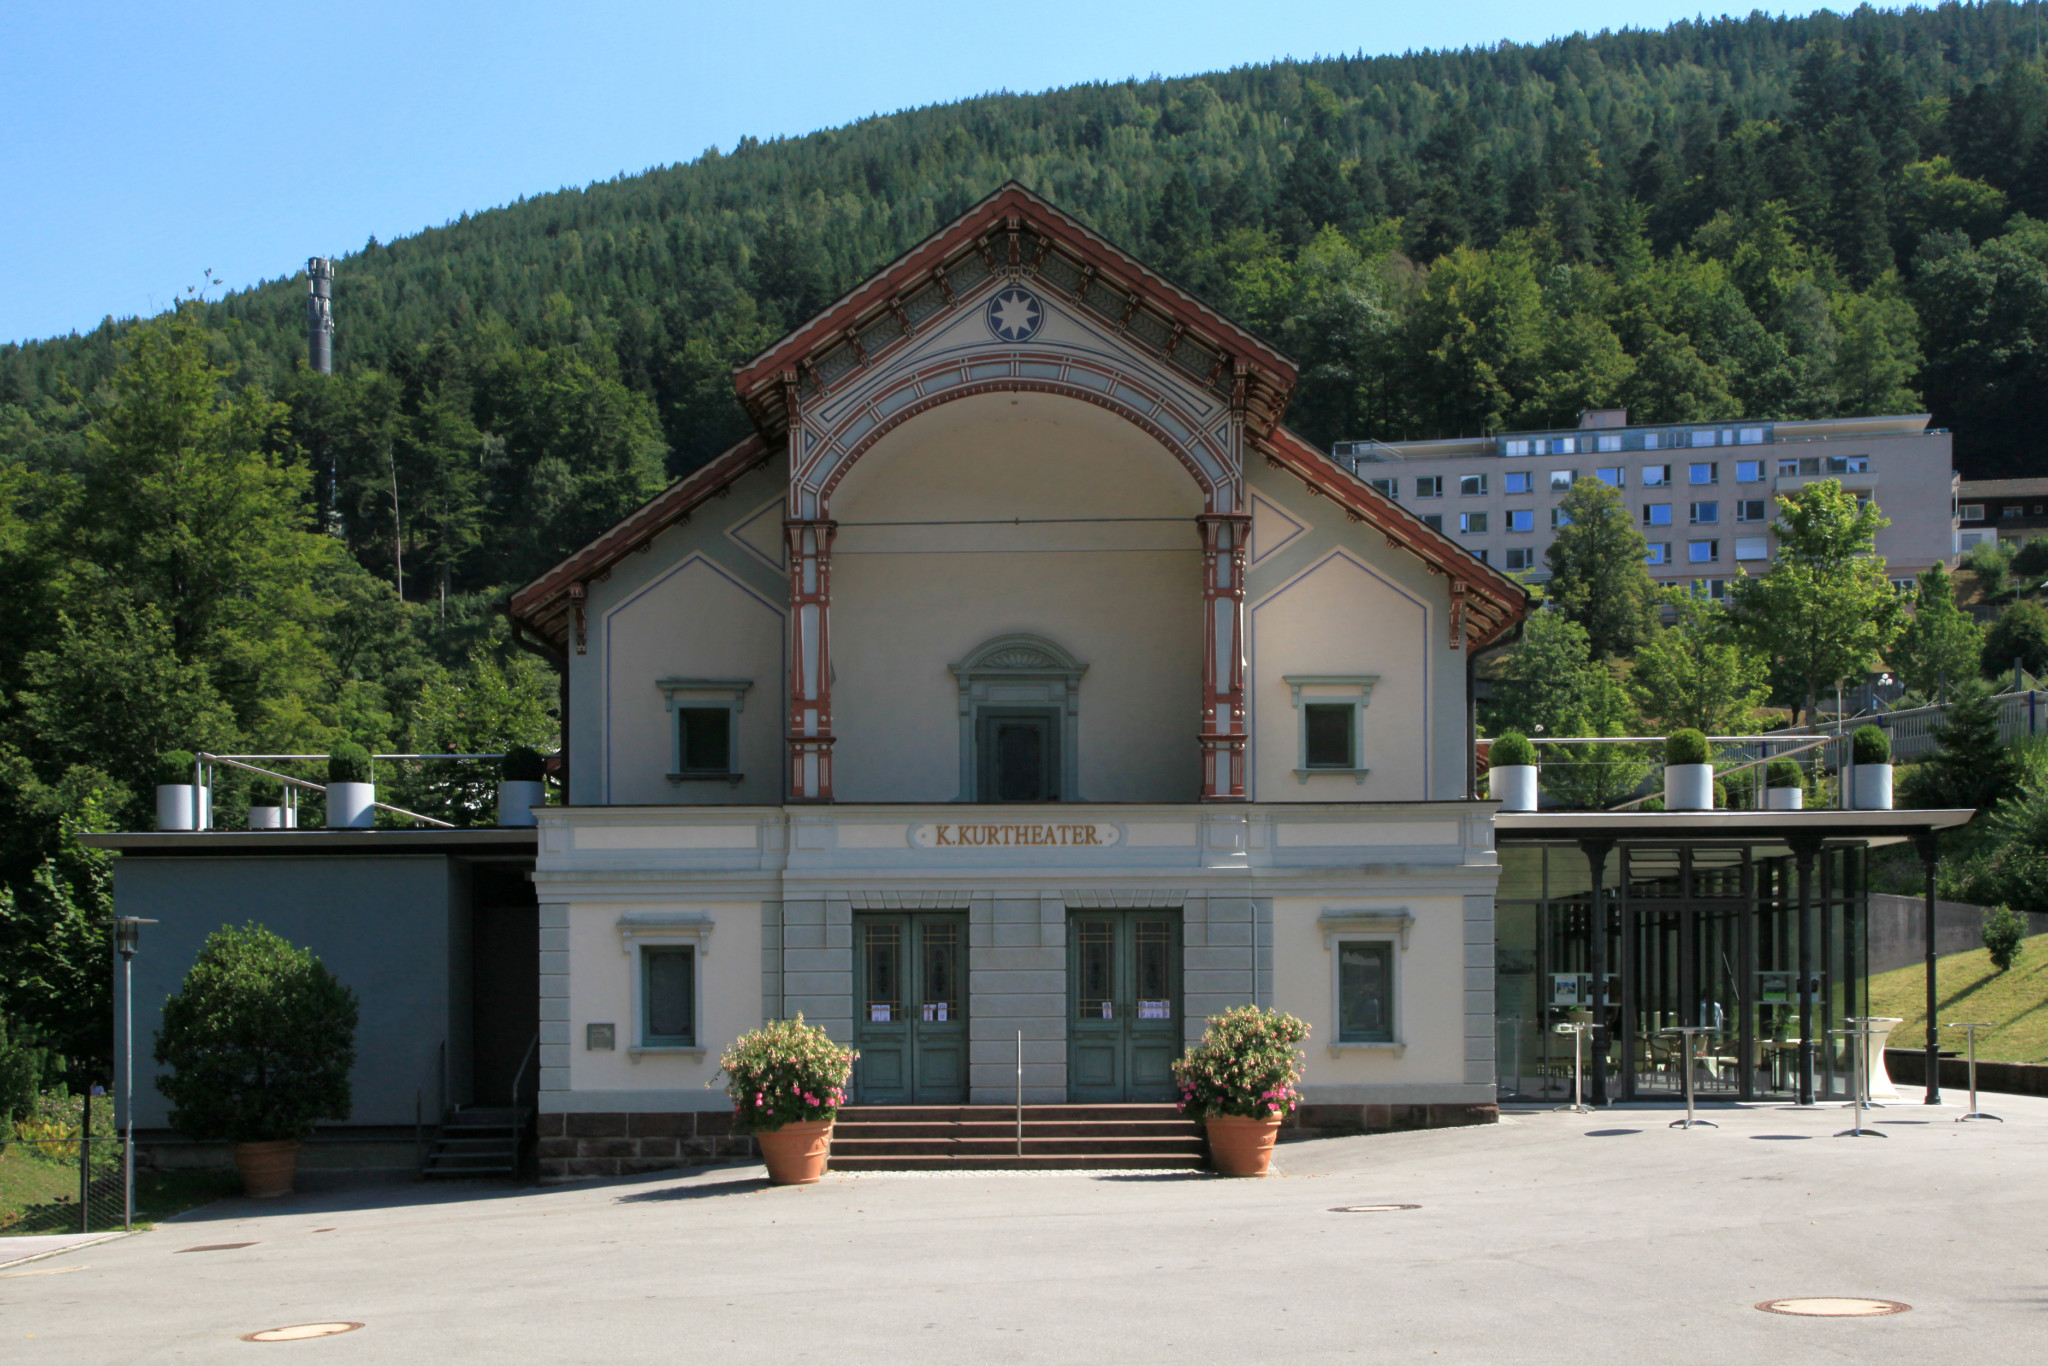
left=1921, top=678, right=2022, bottom=812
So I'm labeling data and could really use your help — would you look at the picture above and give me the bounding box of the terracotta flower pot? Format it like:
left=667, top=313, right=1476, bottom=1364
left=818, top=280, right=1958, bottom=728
left=755, top=1119, right=832, bottom=1185
left=1206, top=1114, right=1283, bottom=1177
left=233, top=1140, right=302, bottom=1198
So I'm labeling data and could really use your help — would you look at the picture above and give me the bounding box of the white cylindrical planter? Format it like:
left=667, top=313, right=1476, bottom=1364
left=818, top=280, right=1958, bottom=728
left=1489, top=766, right=1538, bottom=812
left=1852, top=764, right=1893, bottom=810
left=247, top=805, right=284, bottom=830
left=1663, top=764, right=1714, bottom=811
left=325, top=781, right=376, bottom=829
left=496, top=780, right=547, bottom=827
left=1765, top=786, right=1805, bottom=811
left=155, top=784, right=210, bottom=831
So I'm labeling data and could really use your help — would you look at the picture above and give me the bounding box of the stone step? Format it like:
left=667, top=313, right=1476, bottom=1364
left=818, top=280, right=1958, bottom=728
left=832, top=1135, right=1202, bottom=1157
left=833, top=1120, right=1198, bottom=1140
left=830, top=1153, right=1202, bottom=1172
left=838, top=1104, right=1184, bottom=1123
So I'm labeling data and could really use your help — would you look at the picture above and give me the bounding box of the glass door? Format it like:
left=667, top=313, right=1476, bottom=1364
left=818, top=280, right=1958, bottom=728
left=852, top=914, right=968, bottom=1104
left=1066, top=910, right=1181, bottom=1102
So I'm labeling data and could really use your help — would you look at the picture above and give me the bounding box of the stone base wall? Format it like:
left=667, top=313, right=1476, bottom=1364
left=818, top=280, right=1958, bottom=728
left=537, top=1112, right=757, bottom=1183
left=1284, top=1102, right=1498, bottom=1139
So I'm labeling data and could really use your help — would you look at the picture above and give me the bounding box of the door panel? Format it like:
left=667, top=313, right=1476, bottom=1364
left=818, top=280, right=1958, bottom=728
left=977, top=708, right=1059, bottom=802
left=1066, top=910, right=1182, bottom=1102
left=853, top=914, right=968, bottom=1104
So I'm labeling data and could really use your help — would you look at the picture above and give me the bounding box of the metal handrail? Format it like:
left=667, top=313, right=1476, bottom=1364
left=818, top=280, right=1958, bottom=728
left=193, top=753, right=461, bottom=830
left=510, top=1032, right=539, bottom=1111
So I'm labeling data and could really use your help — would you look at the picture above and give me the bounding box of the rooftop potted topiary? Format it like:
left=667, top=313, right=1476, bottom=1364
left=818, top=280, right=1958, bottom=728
left=155, top=750, right=208, bottom=831
left=246, top=775, right=290, bottom=830
left=153, top=923, right=358, bottom=1198
left=712, top=1015, right=857, bottom=1185
left=1171, top=1005, right=1311, bottom=1177
left=1765, top=757, right=1805, bottom=810
left=1663, top=730, right=1714, bottom=811
left=1488, top=732, right=1539, bottom=811
left=497, top=746, right=549, bottom=827
left=1850, top=725, right=1893, bottom=810
left=325, top=742, right=375, bottom=829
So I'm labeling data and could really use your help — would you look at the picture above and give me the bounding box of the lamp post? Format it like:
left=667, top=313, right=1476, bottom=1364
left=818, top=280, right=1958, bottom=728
left=102, top=916, right=155, bottom=1229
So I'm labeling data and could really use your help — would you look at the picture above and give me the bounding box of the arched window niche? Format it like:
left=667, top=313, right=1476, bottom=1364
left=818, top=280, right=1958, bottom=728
left=948, top=633, right=1088, bottom=803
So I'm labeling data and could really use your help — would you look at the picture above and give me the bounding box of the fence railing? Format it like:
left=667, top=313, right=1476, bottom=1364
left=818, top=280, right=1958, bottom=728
left=0, top=1136, right=129, bottom=1235
left=177, top=753, right=512, bottom=832
left=1786, top=689, right=2047, bottom=764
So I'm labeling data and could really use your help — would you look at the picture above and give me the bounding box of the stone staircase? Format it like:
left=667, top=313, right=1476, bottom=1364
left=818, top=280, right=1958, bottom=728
left=829, top=1104, right=1204, bottom=1171
left=422, top=1106, right=529, bottom=1180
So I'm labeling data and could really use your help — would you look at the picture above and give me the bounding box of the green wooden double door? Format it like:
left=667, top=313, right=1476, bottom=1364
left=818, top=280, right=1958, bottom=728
left=1067, top=910, right=1183, bottom=1103
left=853, top=914, right=968, bottom=1105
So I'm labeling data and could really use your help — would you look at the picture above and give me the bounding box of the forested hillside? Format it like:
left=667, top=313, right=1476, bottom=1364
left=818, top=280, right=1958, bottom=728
left=7, top=5, right=2048, bottom=1068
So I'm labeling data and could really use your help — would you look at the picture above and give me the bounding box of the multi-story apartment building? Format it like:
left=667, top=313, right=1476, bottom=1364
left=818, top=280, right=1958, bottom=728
left=1336, top=410, right=1958, bottom=598
left=1955, top=477, right=2048, bottom=549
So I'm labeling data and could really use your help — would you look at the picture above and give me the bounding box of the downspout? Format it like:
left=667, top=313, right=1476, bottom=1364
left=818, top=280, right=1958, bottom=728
left=503, top=601, right=571, bottom=800
left=1466, top=617, right=1526, bottom=799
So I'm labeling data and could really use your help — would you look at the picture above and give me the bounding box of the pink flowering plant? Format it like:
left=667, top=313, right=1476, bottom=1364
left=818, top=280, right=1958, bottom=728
left=712, top=1014, right=858, bottom=1133
left=1170, top=1005, right=1310, bottom=1121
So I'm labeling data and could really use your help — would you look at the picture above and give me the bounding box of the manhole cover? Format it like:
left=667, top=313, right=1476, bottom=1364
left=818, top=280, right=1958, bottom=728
left=1756, top=1298, right=1910, bottom=1317
left=178, top=1243, right=257, bottom=1253
left=1329, top=1204, right=1421, bottom=1213
left=241, top=1322, right=364, bottom=1342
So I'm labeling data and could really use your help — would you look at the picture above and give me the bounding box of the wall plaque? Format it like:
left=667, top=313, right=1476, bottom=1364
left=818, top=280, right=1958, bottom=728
left=913, top=821, right=1121, bottom=849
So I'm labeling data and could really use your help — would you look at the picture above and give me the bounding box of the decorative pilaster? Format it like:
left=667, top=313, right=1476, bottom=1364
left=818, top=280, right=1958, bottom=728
left=785, top=518, right=838, bottom=801
left=1198, top=512, right=1251, bottom=801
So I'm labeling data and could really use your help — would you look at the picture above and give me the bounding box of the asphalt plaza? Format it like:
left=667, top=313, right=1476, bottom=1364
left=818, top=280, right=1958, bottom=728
left=3, top=1089, right=2042, bottom=1364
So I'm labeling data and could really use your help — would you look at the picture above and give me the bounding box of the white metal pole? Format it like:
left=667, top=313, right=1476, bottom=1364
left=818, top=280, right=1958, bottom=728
left=1015, top=1031, right=1023, bottom=1157
left=123, top=952, right=134, bottom=1229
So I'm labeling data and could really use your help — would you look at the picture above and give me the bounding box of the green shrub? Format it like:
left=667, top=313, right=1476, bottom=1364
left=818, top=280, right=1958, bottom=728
left=713, top=1015, right=856, bottom=1133
left=1852, top=725, right=1892, bottom=766
left=1170, top=1005, right=1311, bottom=1121
left=500, top=745, right=547, bottom=783
left=152, top=924, right=359, bottom=1144
left=1965, top=540, right=2013, bottom=599
left=326, top=743, right=372, bottom=785
left=1983, top=905, right=2027, bottom=973
left=2012, top=537, right=2048, bottom=580
left=1713, top=778, right=1729, bottom=808
left=0, top=1017, right=51, bottom=1144
left=1767, top=758, right=1804, bottom=788
left=1490, top=731, right=1537, bottom=768
left=1665, top=729, right=1711, bottom=766
left=158, top=750, right=196, bottom=786
left=248, top=775, right=282, bottom=805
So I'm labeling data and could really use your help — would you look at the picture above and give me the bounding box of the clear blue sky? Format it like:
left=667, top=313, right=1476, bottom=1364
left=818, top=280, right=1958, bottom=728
left=1, top=1, right=1824, bottom=345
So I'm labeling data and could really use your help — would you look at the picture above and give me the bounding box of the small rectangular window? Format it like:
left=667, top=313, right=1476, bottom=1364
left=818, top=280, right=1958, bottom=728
left=1643, top=503, right=1672, bottom=527
left=1597, top=434, right=1622, bottom=453
left=1694, top=578, right=1728, bottom=601
left=1736, top=460, right=1765, bottom=483
left=1460, top=511, right=1488, bottom=534
left=1689, top=539, right=1720, bottom=563
left=1550, top=470, right=1576, bottom=492
left=1505, top=508, right=1533, bottom=532
left=1460, top=473, right=1488, bottom=496
left=1690, top=501, right=1719, bottom=525
left=1505, top=547, right=1536, bottom=572
left=1414, top=476, right=1443, bottom=499
left=676, top=707, right=733, bottom=775
left=1557, top=436, right=1578, bottom=454
left=1421, top=513, right=1443, bottom=531
left=1641, top=464, right=1670, bottom=487
left=1303, top=704, right=1355, bottom=769
left=1960, top=503, right=1985, bottom=521
left=1739, top=427, right=1765, bottom=445
left=1826, top=455, right=1870, bottom=474
left=1473, top=548, right=1490, bottom=564
left=1735, top=536, right=1769, bottom=561
left=643, top=946, right=696, bottom=1046
left=2004, top=505, right=2023, bottom=519
left=1691, top=430, right=1718, bottom=447
left=1337, top=940, right=1394, bottom=1043
left=1504, top=470, right=1533, bottom=495
left=1689, top=462, right=1718, bottom=485
left=1736, top=499, right=1768, bottom=523
left=1597, top=466, right=1625, bottom=488
left=1368, top=477, right=1397, bottom=499
left=1645, top=542, right=1671, bottom=565
left=1504, top=439, right=1531, bottom=457
left=1643, top=432, right=1661, bottom=450
left=1550, top=507, right=1572, bottom=530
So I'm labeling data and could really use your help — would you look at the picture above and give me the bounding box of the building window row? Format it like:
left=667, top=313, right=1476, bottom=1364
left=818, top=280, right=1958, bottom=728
left=1377, top=452, right=1871, bottom=507
left=1501, top=426, right=1767, bottom=457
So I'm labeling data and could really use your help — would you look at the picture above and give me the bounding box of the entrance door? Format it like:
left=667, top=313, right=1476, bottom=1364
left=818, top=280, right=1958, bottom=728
left=1067, top=910, right=1182, bottom=1102
left=977, top=708, right=1059, bottom=802
left=852, top=914, right=968, bottom=1104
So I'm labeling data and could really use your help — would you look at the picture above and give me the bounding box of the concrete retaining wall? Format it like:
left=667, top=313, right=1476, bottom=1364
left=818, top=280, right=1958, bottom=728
left=1867, top=895, right=2048, bottom=976
left=1885, top=1048, right=2048, bottom=1098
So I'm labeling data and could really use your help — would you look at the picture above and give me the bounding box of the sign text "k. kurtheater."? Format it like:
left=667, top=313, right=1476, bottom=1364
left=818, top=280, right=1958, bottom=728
left=913, top=822, right=1122, bottom=849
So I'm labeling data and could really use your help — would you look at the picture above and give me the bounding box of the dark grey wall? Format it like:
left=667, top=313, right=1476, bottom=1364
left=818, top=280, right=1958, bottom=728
left=113, top=855, right=464, bottom=1130
left=1868, top=894, right=2048, bottom=976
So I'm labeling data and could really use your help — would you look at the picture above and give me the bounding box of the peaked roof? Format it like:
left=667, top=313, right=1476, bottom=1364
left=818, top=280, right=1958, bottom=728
left=507, top=183, right=1529, bottom=649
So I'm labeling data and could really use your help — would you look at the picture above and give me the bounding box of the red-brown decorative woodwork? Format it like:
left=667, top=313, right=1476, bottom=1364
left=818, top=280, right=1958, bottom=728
left=1198, top=512, right=1251, bottom=801
left=785, top=518, right=837, bottom=801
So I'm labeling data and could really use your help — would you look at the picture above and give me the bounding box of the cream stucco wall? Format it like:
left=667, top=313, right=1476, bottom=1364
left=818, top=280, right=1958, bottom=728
left=564, top=899, right=763, bottom=1106
left=828, top=392, right=1207, bottom=803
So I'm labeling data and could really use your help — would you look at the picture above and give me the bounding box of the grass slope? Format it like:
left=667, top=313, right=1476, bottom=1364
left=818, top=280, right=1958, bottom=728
left=1869, top=932, right=2048, bottom=1065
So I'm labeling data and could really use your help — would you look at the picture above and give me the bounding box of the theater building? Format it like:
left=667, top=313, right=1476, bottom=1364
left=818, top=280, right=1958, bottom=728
left=89, top=185, right=1970, bottom=1184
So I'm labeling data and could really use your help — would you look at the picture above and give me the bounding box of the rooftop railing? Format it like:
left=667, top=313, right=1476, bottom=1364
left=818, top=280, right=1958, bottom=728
left=174, top=752, right=511, bottom=831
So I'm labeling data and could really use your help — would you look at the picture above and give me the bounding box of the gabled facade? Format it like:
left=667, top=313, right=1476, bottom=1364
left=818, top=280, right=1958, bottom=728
left=496, top=185, right=1530, bottom=1174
